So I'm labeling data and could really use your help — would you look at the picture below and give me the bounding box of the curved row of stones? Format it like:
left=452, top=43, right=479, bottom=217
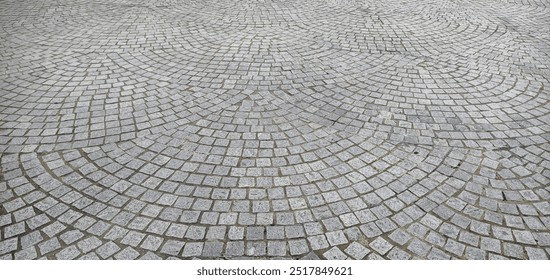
left=1, top=0, right=549, bottom=259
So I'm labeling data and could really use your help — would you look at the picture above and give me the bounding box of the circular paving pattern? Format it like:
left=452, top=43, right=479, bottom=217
left=1, top=0, right=549, bottom=260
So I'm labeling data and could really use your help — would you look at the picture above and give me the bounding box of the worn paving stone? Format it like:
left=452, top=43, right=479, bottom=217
left=308, top=235, right=330, bottom=251
left=369, top=237, right=393, bottom=256
left=55, top=245, right=81, bottom=260
left=0, top=238, right=19, bottom=255
left=226, top=241, right=245, bottom=257
left=267, top=241, right=287, bottom=257
left=59, top=230, right=84, bottom=245
left=96, top=242, right=121, bottom=259
left=77, top=237, right=103, bottom=254
left=4, top=222, right=26, bottom=238
left=182, top=242, right=204, bottom=257
left=288, top=239, right=309, bottom=256
left=203, top=242, right=224, bottom=257
left=323, top=247, right=348, bottom=260
left=427, top=248, right=451, bottom=260
left=160, top=240, right=185, bottom=256
left=141, top=236, right=164, bottom=251
left=325, top=230, right=348, bottom=246
left=387, top=248, right=412, bottom=260
left=344, top=242, right=371, bottom=260
left=246, top=241, right=267, bottom=257
left=114, top=247, right=141, bottom=260
left=0, top=0, right=549, bottom=260
left=14, top=246, right=38, bottom=260
left=38, top=238, right=61, bottom=256
left=20, top=231, right=43, bottom=249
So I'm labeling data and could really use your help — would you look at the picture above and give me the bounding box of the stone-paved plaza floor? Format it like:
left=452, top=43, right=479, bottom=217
left=0, top=0, right=549, bottom=260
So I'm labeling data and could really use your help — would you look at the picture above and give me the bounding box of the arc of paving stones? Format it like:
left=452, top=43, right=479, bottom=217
left=116, top=27, right=371, bottom=90
left=291, top=24, right=549, bottom=148
left=1, top=141, right=548, bottom=259
left=0, top=0, right=387, bottom=154
left=1, top=94, right=549, bottom=258
left=2, top=0, right=549, bottom=153
left=0, top=133, right=449, bottom=259
left=1, top=0, right=550, bottom=260
left=0, top=5, right=233, bottom=153
left=278, top=57, right=549, bottom=148
left=256, top=2, right=550, bottom=148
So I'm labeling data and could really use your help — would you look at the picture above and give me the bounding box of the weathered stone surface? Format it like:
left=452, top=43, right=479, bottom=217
left=0, top=0, right=549, bottom=260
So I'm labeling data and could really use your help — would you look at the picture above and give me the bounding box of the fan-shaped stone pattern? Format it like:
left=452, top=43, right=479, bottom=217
left=1, top=0, right=549, bottom=260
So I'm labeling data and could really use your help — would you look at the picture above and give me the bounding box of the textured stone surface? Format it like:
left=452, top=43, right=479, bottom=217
left=0, top=0, right=549, bottom=260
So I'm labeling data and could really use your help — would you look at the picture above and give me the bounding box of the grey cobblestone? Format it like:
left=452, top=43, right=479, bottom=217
left=160, top=240, right=185, bottom=256
left=288, top=239, right=309, bottom=256
left=203, top=242, right=224, bottom=257
left=21, top=231, right=43, bottom=249
left=387, top=248, right=411, bottom=260
left=267, top=241, right=287, bottom=257
left=525, top=247, right=548, bottom=260
left=465, top=247, right=487, bottom=260
left=0, top=238, right=18, bottom=255
left=427, top=248, right=451, bottom=260
left=96, top=242, right=121, bottom=259
left=26, top=214, right=50, bottom=230
left=141, top=236, right=164, bottom=251
left=226, top=241, right=245, bottom=256
left=38, top=238, right=61, bottom=255
left=444, top=239, right=466, bottom=257
left=55, top=245, right=81, bottom=260
left=369, top=237, right=393, bottom=256
left=165, top=224, right=188, bottom=239
left=185, top=225, right=207, bottom=240
left=246, top=241, right=267, bottom=257
left=326, top=230, right=348, bottom=246
left=308, top=235, right=329, bottom=251
left=4, top=222, right=26, bottom=238
left=104, top=226, right=129, bottom=241
left=60, top=230, right=84, bottom=245
left=42, top=221, right=66, bottom=238
left=407, top=239, right=431, bottom=257
left=114, top=247, right=140, bottom=260
left=182, top=242, right=204, bottom=257
left=77, top=237, right=103, bottom=253
left=344, top=242, right=370, bottom=259
left=14, top=246, right=37, bottom=260
left=323, top=247, right=347, bottom=260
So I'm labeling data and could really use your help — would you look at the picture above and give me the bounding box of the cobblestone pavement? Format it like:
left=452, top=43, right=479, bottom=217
left=1, top=0, right=549, bottom=260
